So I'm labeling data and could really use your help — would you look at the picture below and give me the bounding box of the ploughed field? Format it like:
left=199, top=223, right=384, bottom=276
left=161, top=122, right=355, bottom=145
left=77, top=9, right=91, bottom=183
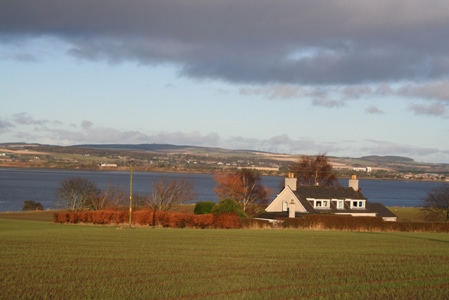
left=1, top=219, right=449, bottom=299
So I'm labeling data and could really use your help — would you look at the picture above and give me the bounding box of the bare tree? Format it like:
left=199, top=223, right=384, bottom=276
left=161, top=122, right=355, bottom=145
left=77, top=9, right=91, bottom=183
left=289, top=153, right=338, bottom=186
left=90, top=183, right=127, bottom=210
left=421, top=184, right=449, bottom=222
left=214, top=169, right=271, bottom=215
left=148, top=177, right=197, bottom=212
left=56, top=177, right=100, bottom=211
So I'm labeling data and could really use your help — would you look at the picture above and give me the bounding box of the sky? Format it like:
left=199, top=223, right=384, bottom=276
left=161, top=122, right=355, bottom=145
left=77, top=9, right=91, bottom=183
left=1, top=1, right=449, bottom=163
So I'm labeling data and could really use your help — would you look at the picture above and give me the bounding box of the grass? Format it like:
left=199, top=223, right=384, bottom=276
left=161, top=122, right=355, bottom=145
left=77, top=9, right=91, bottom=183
left=0, top=210, right=60, bottom=222
left=387, top=206, right=424, bottom=222
left=1, top=219, right=449, bottom=299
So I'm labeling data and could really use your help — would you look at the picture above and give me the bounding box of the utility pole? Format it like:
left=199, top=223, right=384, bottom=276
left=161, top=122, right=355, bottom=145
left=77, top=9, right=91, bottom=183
left=129, top=159, right=134, bottom=226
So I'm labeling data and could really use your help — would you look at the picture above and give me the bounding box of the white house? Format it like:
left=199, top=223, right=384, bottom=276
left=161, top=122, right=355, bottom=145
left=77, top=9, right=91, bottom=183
left=258, top=174, right=397, bottom=222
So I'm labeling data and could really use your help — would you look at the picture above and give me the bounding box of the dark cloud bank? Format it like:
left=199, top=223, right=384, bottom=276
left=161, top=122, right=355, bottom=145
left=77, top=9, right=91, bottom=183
left=2, top=0, right=449, bottom=88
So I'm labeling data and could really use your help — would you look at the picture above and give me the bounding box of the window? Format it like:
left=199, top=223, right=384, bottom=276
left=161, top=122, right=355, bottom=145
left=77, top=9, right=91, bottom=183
left=337, top=201, right=344, bottom=209
left=282, top=201, right=288, bottom=212
left=351, top=200, right=365, bottom=209
left=314, top=200, right=330, bottom=209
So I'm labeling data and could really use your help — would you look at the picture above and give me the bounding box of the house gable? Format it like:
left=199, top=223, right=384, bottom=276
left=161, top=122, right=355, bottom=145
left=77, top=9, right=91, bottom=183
left=265, top=186, right=308, bottom=213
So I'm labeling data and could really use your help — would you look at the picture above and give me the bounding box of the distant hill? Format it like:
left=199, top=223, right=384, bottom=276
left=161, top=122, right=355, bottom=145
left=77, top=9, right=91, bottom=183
left=71, top=143, right=263, bottom=156
left=71, top=144, right=220, bottom=152
left=72, top=143, right=198, bottom=152
left=359, top=155, right=414, bottom=163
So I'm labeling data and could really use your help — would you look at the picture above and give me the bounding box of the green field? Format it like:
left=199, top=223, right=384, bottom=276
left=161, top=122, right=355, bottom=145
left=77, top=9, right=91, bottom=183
left=387, top=206, right=425, bottom=222
left=1, top=218, right=449, bottom=299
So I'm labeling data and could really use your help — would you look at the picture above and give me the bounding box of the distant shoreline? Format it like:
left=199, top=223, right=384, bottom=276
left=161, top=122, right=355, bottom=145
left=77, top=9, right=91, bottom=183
left=1, top=164, right=448, bottom=184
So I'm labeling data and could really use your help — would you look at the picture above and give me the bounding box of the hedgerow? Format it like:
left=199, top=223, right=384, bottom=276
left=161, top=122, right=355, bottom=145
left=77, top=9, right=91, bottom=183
left=54, top=210, right=239, bottom=229
left=53, top=211, right=449, bottom=232
left=279, top=214, right=449, bottom=232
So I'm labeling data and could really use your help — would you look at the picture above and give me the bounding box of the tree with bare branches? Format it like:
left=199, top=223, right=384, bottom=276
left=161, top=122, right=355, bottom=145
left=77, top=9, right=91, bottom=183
left=56, top=177, right=101, bottom=211
left=148, top=177, right=197, bottom=212
left=421, top=184, right=449, bottom=222
left=214, top=169, right=271, bottom=215
left=289, top=153, right=338, bottom=186
left=90, top=183, right=127, bottom=210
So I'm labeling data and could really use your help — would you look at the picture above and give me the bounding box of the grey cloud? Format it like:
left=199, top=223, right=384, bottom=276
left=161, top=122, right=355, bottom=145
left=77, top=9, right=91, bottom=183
left=2, top=1, right=449, bottom=85
left=312, top=98, right=345, bottom=108
left=0, top=119, right=15, bottom=133
left=365, top=106, right=384, bottom=114
left=0, top=51, right=37, bottom=62
left=81, top=120, right=93, bottom=130
left=239, top=85, right=302, bottom=100
left=361, top=140, right=447, bottom=158
left=399, top=81, right=449, bottom=102
left=342, top=86, right=373, bottom=99
left=47, top=127, right=152, bottom=145
left=409, top=103, right=447, bottom=117
left=13, top=131, right=39, bottom=142
left=12, top=113, right=48, bottom=125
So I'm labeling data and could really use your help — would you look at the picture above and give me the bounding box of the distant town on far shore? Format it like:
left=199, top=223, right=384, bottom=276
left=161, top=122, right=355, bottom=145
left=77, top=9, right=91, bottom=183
left=0, top=143, right=448, bottom=182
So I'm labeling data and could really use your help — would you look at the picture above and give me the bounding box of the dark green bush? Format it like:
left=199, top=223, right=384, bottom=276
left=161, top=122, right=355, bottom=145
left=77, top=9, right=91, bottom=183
left=23, top=200, right=44, bottom=211
left=211, top=199, right=247, bottom=218
left=194, top=201, right=216, bottom=214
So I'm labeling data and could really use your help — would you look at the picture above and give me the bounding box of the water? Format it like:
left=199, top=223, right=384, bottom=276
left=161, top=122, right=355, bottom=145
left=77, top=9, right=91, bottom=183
left=0, top=168, right=444, bottom=212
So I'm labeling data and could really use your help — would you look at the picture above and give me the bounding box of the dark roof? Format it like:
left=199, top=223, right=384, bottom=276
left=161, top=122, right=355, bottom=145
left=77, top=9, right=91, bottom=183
left=256, top=203, right=397, bottom=220
left=292, top=186, right=368, bottom=215
left=258, top=185, right=397, bottom=220
left=293, top=186, right=367, bottom=200
left=367, top=203, right=398, bottom=218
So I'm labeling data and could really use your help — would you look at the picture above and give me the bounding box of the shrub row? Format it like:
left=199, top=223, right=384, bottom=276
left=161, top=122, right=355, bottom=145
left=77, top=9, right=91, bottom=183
left=54, top=210, right=242, bottom=229
left=279, top=215, right=449, bottom=232
left=53, top=210, right=128, bottom=224
left=54, top=211, right=449, bottom=232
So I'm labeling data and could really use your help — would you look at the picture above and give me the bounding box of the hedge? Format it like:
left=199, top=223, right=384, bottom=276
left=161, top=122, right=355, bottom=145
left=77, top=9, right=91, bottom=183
left=53, top=211, right=449, bottom=232
left=279, top=215, right=449, bottom=232
left=54, top=210, right=241, bottom=229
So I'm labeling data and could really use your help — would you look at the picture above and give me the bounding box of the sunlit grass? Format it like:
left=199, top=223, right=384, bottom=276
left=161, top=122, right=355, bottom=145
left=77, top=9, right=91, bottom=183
left=1, top=219, right=449, bottom=299
left=388, top=206, right=424, bottom=222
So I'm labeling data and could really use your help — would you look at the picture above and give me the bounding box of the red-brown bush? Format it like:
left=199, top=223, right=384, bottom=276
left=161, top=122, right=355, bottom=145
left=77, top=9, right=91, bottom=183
left=192, top=214, right=215, bottom=228
left=54, top=212, right=70, bottom=223
left=133, top=210, right=154, bottom=226
left=215, top=213, right=241, bottom=229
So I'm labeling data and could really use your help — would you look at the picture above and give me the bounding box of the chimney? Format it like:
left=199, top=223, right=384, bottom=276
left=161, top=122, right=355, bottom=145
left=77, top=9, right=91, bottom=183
left=288, top=199, right=295, bottom=218
left=349, top=174, right=359, bottom=191
left=285, top=172, right=297, bottom=191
